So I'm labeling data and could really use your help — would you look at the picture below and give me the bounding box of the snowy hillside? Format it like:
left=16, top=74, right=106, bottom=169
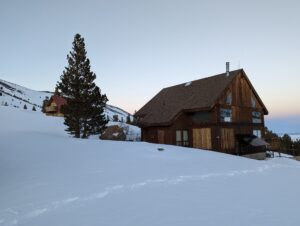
left=277, top=133, right=300, bottom=141
left=290, top=134, right=300, bottom=141
left=0, top=78, right=133, bottom=121
left=0, top=79, right=51, bottom=110
left=1, top=107, right=300, bottom=226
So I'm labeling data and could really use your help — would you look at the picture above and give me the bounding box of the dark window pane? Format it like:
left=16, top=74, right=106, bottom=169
left=191, top=112, right=210, bottom=123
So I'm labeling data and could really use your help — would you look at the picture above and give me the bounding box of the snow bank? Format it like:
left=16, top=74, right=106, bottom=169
left=1, top=107, right=300, bottom=226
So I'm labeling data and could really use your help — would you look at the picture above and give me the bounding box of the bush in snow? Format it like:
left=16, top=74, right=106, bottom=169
left=42, top=96, right=50, bottom=113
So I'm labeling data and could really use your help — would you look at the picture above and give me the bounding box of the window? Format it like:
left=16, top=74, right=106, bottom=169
left=220, top=108, right=232, bottom=122
left=176, top=130, right=182, bottom=145
left=252, top=111, right=262, bottom=123
left=251, top=96, right=256, bottom=108
left=253, top=129, right=261, bottom=138
left=176, top=130, right=189, bottom=146
left=225, top=92, right=232, bottom=105
left=192, top=112, right=210, bottom=123
left=183, top=130, right=188, bottom=144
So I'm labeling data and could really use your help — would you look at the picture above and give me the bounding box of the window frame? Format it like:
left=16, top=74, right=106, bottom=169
left=176, top=130, right=189, bottom=146
left=220, top=108, right=232, bottom=122
left=252, top=111, right=262, bottom=123
left=225, top=92, right=232, bottom=105
left=253, top=129, right=262, bottom=138
left=251, top=95, right=256, bottom=108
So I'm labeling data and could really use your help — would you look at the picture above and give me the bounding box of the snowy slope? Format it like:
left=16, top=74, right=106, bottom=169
left=290, top=134, right=300, bottom=141
left=105, top=104, right=133, bottom=122
left=277, top=133, right=300, bottom=141
left=0, top=79, right=51, bottom=110
left=1, top=107, right=300, bottom=226
left=0, top=78, right=133, bottom=121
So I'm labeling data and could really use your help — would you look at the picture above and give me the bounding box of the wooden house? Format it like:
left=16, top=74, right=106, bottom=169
left=135, top=67, right=269, bottom=158
left=44, top=95, right=66, bottom=117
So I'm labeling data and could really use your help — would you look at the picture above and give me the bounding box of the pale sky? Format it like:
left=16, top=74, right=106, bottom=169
left=1, top=0, right=300, bottom=131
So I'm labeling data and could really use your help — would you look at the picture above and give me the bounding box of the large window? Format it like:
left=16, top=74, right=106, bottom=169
left=253, top=129, right=262, bottom=138
left=252, top=111, right=262, bottom=123
left=220, top=108, right=232, bottom=122
left=176, top=130, right=189, bottom=146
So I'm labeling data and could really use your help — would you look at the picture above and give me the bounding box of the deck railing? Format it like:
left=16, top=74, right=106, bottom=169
left=45, top=106, right=57, bottom=112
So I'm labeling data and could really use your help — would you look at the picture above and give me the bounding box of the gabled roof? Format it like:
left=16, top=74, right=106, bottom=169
left=49, top=95, right=67, bottom=107
left=135, top=69, right=267, bottom=126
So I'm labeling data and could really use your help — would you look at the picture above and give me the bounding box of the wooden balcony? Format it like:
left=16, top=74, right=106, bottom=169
left=45, top=106, right=57, bottom=113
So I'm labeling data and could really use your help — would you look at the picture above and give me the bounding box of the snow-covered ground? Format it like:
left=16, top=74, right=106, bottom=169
left=1, top=107, right=300, bottom=226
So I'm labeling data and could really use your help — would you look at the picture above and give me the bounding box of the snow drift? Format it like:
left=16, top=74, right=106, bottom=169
left=0, top=107, right=300, bottom=226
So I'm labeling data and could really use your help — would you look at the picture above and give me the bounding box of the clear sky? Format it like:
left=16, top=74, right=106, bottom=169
left=1, top=0, right=300, bottom=132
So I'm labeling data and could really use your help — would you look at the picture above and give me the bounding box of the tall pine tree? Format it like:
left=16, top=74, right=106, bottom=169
left=56, top=34, right=108, bottom=138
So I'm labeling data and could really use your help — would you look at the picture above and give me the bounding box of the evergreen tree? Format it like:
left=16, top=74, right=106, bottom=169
left=56, top=34, right=108, bottom=138
left=23, top=104, right=27, bottom=110
left=294, top=139, right=300, bottom=154
left=280, top=134, right=293, bottom=151
left=32, top=106, right=36, bottom=111
left=42, top=96, right=50, bottom=113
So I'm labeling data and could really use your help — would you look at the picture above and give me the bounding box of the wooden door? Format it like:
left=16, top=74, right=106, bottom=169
left=193, top=128, right=212, bottom=150
left=157, top=130, right=165, bottom=144
left=221, top=128, right=235, bottom=151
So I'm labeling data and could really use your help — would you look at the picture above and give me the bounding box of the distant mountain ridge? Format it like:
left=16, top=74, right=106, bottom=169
left=0, top=78, right=133, bottom=121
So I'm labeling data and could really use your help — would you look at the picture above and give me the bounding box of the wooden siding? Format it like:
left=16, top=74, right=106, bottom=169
left=157, top=130, right=165, bottom=144
left=140, top=71, right=267, bottom=155
left=192, top=128, right=212, bottom=150
left=217, top=73, right=264, bottom=123
left=220, top=128, right=235, bottom=151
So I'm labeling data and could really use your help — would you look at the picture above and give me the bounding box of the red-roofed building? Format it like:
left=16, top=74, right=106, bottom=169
left=44, top=95, right=67, bottom=117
